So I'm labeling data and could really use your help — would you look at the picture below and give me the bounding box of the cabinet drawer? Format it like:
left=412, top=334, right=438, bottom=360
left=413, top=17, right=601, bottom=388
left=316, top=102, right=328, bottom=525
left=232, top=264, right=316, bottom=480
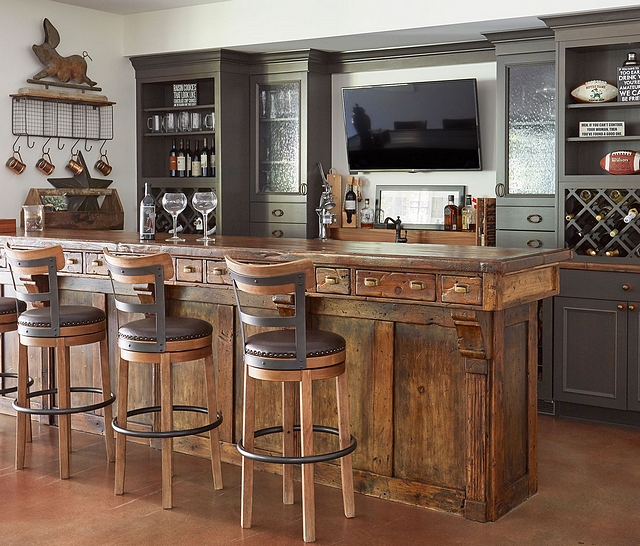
left=316, top=267, right=350, bottom=295
left=250, top=203, right=306, bottom=224
left=85, top=252, right=108, bottom=275
left=250, top=222, right=307, bottom=239
left=561, top=269, right=640, bottom=301
left=497, top=206, right=556, bottom=231
left=176, top=258, right=203, bottom=283
left=62, top=252, right=82, bottom=273
left=355, top=271, right=436, bottom=301
left=496, top=230, right=558, bottom=250
left=441, top=275, right=483, bottom=306
left=206, top=260, right=231, bottom=284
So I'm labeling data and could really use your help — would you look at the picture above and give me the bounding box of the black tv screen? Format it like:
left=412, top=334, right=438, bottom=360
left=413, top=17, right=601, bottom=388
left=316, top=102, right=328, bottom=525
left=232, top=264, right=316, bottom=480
left=342, top=79, right=482, bottom=172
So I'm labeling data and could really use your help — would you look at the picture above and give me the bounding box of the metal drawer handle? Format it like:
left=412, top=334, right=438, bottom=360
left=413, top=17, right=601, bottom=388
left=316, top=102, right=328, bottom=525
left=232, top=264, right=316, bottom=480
left=66, top=257, right=78, bottom=265
left=91, top=259, right=102, bottom=267
left=527, top=214, right=543, bottom=224
left=212, top=267, right=227, bottom=276
left=623, top=283, right=632, bottom=292
left=272, top=209, right=284, bottom=217
left=183, top=265, right=196, bottom=273
left=364, top=277, right=380, bottom=287
left=454, top=283, right=471, bottom=294
left=272, top=229, right=284, bottom=238
left=325, top=276, right=339, bottom=285
left=527, top=239, right=543, bottom=248
left=409, top=280, right=425, bottom=290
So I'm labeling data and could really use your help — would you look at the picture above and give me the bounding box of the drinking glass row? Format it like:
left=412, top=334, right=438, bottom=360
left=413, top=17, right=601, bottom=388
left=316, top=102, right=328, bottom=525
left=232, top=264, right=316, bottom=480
left=148, top=111, right=214, bottom=133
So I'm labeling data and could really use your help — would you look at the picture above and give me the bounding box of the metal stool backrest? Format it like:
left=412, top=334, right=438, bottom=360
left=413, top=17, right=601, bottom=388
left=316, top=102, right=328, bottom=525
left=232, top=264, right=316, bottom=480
left=225, top=257, right=315, bottom=371
left=4, top=243, right=65, bottom=338
left=103, top=248, right=174, bottom=353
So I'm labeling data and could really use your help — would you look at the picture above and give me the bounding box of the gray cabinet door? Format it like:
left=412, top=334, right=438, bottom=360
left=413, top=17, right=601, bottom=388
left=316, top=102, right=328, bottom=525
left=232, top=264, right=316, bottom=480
left=553, top=296, right=627, bottom=410
left=627, top=302, right=640, bottom=412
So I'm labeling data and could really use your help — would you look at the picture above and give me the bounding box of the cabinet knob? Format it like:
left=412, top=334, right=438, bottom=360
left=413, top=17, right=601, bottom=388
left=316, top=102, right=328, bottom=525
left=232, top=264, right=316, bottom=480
left=272, top=209, right=284, bottom=217
left=526, top=239, right=543, bottom=248
left=409, top=280, right=425, bottom=290
left=618, top=303, right=626, bottom=311
left=629, top=304, right=637, bottom=312
left=272, top=229, right=284, bottom=238
left=623, top=283, right=632, bottom=291
left=364, top=277, right=380, bottom=287
left=527, top=214, right=543, bottom=224
left=324, top=276, right=339, bottom=285
left=212, top=267, right=227, bottom=276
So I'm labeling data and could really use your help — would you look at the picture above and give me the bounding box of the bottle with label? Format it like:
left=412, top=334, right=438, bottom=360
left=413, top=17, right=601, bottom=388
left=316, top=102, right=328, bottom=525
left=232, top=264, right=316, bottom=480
left=177, top=139, right=186, bottom=177
left=344, top=184, right=357, bottom=225
left=139, top=183, right=155, bottom=241
left=623, top=52, right=639, bottom=66
left=444, top=194, right=458, bottom=231
left=461, top=195, right=475, bottom=231
left=360, top=198, right=374, bottom=228
left=185, top=139, right=192, bottom=177
left=169, top=138, right=177, bottom=177
left=192, top=140, right=202, bottom=177
left=210, top=138, right=216, bottom=177
left=201, top=137, right=209, bottom=177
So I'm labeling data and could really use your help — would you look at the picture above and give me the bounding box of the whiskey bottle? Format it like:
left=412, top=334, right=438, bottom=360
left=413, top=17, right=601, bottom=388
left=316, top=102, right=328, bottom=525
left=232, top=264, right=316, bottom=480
left=444, top=194, right=459, bottom=231
left=360, top=198, right=374, bottom=228
left=461, top=195, right=475, bottom=231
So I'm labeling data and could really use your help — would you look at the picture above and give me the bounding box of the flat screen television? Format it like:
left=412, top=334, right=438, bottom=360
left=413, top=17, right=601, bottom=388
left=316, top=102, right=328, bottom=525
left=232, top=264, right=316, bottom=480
left=342, top=79, right=482, bottom=172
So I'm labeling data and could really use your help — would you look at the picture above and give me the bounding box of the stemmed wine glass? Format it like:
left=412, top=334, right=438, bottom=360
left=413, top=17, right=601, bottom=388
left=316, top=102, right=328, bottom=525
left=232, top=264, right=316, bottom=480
left=162, top=192, right=187, bottom=243
left=192, top=191, right=217, bottom=244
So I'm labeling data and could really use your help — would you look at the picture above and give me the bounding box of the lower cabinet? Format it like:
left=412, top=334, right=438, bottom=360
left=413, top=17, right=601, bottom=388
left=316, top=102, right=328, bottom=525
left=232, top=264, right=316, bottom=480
left=553, top=269, right=640, bottom=412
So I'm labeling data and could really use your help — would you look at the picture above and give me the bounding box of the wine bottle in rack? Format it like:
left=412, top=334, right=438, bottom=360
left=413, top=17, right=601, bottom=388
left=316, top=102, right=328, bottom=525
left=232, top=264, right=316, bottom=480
left=576, top=213, right=597, bottom=233
left=169, top=138, right=177, bottom=177
left=609, top=216, right=627, bottom=237
left=201, top=137, right=209, bottom=177
left=185, top=139, right=192, bottom=177
left=605, top=247, right=622, bottom=257
left=566, top=228, right=587, bottom=248
left=585, top=248, right=599, bottom=256
left=192, top=140, right=202, bottom=177
left=608, top=189, right=624, bottom=203
left=580, top=189, right=594, bottom=203
left=177, top=139, right=186, bottom=177
left=623, top=201, right=640, bottom=223
left=594, top=204, right=613, bottom=221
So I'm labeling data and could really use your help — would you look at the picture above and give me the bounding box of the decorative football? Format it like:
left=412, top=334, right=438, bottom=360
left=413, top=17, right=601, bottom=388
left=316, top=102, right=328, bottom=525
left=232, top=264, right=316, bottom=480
left=571, top=80, right=618, bottom=103
left=600, top=150, right=640, bottom=174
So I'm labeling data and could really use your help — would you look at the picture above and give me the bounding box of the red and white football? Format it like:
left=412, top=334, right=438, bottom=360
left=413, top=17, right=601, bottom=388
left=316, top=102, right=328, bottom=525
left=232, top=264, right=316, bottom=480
left=600, top=150, right=640, bottom=174
left=571, top=80, right=618, bottom=103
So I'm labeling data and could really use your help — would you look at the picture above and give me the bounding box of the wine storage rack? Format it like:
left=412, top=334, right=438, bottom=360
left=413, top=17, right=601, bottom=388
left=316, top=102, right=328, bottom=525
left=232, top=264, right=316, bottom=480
left=564, top=187, right=640, bottom=258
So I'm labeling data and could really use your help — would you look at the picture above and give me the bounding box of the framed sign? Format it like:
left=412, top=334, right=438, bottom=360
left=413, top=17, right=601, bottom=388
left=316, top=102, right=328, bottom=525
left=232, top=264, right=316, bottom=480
left=173, top=83, right=198, bottom=107
left=375, top=185, right=465, bottom=229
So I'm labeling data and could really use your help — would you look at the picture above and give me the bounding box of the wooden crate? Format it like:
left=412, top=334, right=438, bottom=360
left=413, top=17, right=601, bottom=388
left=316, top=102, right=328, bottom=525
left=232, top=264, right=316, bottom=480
left=0, top=219, right=16, bottom=233
left=23, top=188, right=124, bottom=230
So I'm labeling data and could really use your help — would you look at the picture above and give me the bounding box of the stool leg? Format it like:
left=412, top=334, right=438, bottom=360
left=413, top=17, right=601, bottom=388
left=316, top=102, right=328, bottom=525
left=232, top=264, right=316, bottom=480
left=204, top=352, right=223, bottom=490
left=160, top=352, right=173, bottom=509
left=57, top=339, right=71, bottom=480
left=336, top=369, right=355, bottom=518
left=15, top=342, right=29, bottom=470
left=300, top=370, right=315, bottom=543
left=282, top=381, right=295, bottom=505
left=114, top=356, right=129, bottom=496
left=241, top=365, right=255, bottom=529
left=99, top=336, right=115, bottom=463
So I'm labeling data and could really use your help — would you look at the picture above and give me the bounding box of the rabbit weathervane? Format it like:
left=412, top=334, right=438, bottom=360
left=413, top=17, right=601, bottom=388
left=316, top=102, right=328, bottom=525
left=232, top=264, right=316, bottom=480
left=32, top=18, right=97, bottom=88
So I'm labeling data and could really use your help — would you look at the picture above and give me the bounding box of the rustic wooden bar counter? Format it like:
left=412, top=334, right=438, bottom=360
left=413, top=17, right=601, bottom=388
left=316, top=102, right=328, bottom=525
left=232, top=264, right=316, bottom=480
left=0, top=230, right=571, bottom=522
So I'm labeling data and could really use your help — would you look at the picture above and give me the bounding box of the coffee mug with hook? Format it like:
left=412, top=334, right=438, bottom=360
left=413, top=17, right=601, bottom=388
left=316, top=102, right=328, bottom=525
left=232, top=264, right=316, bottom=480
left=36, top=152, right=55, bottom=175
left=66, top=153, right=84, bottom=175
left=6, top=150, right=26, bottom=174
left=95, top=154, right=112, bottom=176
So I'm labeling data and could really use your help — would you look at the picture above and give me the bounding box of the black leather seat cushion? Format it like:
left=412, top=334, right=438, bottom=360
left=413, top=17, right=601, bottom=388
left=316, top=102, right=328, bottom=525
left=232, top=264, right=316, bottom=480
left=119, top=316, right=213, bottom=343
left=0, top=297, right=25, bottom=315
left=18, top=305, right=106, bottom=328
left=245, top=329, right=345, bottom=359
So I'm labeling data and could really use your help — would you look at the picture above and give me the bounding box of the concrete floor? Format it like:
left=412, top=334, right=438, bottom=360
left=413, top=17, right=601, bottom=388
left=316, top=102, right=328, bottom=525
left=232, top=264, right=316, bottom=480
left=0, top=413, right=638, bottom=545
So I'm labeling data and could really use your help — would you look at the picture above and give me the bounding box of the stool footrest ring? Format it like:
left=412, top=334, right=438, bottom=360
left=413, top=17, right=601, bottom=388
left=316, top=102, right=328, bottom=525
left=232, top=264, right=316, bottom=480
left=237, top=424, right=357, bottom=465
left=112, top=405, right=223, bottom=439
left=12, top=387, right=115, bottom=415
left=0, top=373, right=34, bottom=396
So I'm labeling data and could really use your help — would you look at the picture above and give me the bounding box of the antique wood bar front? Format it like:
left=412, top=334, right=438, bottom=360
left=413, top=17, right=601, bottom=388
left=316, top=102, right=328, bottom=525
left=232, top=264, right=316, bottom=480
left=0, top=230, right=570, bottom=522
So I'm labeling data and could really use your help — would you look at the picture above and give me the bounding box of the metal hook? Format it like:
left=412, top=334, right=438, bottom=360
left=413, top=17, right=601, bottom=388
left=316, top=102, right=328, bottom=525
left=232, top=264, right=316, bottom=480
left=12, top=135, right=21, bottom=153
left=26, top=135, right=35, bottom=149
left=57, top=137, right=65, bottom=150
left=71, top=139, right=80, bottom=155
left=42, top=137, right=52, bottom=156
left=84, top=139, right=93, bottom=152
left=99, top=140, right=107, bottom=157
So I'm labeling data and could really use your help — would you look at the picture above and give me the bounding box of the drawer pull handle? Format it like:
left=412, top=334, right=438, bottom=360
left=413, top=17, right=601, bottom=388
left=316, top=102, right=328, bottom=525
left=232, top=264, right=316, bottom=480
left=527, top=239, right=542, bottom=248
left=183, top=265, right=196, bottom=273
left=618, top=303, right=626, bottom=311
left=66, top=258, right=78, bottom=265
left=91, top=259, right=102, bottom=267
left=364, top=277, right=379, bottom=287
left=630, top=304, right=637, bottom=312
left=454, top=283, right=471, bottom=294
left=325, top=276, right=339, bottom=285
left=272, top=229, right=284, bottom=238
left=409, top=280, right=425, bottom=290
left=623, top=283, right=632, bottom=292
left=527, top=214, right=543, bottom=224
left=212, top=267, right=227, bottom=276
left=272, top=209, right=284, bottom=217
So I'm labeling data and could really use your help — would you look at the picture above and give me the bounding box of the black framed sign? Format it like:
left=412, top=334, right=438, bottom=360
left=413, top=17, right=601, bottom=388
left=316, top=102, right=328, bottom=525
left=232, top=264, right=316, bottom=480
left=173, top=83, right=198, bottom=107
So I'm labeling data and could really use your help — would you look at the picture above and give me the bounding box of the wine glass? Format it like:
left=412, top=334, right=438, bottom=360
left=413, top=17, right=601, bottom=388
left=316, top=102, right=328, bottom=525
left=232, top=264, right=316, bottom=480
left=162, top=192, right=187, bottom=243
left=192, top=191, right=217, bottom=244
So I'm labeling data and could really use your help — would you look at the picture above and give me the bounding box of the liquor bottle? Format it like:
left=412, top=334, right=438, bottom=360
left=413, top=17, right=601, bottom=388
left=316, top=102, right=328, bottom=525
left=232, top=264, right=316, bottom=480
left=177, top=139, right=186, bottom=177
left=623, top=201, right=640, bottom=223
left=169, top=138, right=177, bottom=177
left=360, top=198, right=374, bottom=228
left=139, top=183, right=155, bottom=241
left=461, top=195, right=475, bottom=231
left=185, top=139, right=192, bottom=177
left=344, top=184, right=357, bottom=224
left=444, top=194, right=459, bottom=231
left=201, top=137, right=209, bottom=177
left=623, top=52, right=640, bottom=66
left=210, top=138, right=216, bottom=177
left=192, top=140, right=202, bottom=177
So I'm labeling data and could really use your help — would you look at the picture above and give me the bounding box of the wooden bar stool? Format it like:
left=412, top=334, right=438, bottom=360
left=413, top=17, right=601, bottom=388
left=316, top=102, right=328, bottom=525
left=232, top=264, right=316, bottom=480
left=225, top=256, right=356, bottom=543
left=4, top=244, right=115, bottom=479
left=0, top=296, right=29, bottom=396
left=103, top=249, right=223, bottom=509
